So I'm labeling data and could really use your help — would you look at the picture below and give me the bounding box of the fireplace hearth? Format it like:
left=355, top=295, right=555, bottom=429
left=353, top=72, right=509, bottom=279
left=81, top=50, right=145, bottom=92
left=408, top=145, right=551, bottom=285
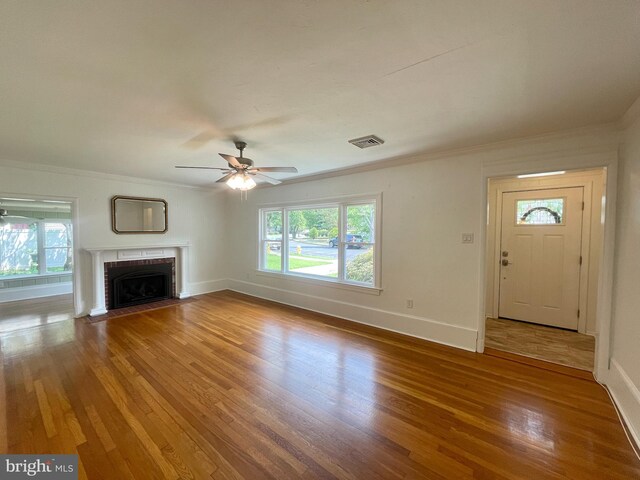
left=105, top=258, right=175, bottom=310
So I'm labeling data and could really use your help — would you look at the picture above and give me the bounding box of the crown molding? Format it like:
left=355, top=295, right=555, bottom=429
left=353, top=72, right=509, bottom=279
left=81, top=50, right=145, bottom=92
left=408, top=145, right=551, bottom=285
left=280, top=122, right=620, bottom=186
left=1, top=120, right=623, bottom=191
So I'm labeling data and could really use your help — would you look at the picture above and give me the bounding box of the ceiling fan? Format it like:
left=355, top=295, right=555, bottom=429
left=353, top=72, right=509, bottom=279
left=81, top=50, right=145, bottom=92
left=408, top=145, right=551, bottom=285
left=175, top=141, right=298, bottom=190
left=0, top=208, right=35, bottom=225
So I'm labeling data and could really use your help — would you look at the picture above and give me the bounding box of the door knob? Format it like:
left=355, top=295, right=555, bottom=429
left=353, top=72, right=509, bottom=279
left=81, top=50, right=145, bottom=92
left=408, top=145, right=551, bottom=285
left=501, top=259, right=511, bottom=266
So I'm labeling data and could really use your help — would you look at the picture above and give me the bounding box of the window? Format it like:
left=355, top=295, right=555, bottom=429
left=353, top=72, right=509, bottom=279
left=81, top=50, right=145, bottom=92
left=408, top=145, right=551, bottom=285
left=0, top=220, right=73, bottom=277
left=261, top=210, right=283, bottom=272
left=44, top=222, right=73, bottom=273
left=516, top=198, right=564, bottom=225
left=259, top=196, right=380, bottom=289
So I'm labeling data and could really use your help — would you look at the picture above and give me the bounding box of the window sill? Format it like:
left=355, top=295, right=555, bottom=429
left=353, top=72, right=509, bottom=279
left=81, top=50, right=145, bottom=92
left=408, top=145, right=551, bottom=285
left=255, top=270, right=382, bottom=295
left=0, top=271, right=72, bottom=281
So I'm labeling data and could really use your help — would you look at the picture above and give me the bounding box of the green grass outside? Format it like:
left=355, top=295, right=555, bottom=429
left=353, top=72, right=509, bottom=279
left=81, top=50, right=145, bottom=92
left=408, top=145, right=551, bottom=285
left=266, top=251, right=332, bottom=271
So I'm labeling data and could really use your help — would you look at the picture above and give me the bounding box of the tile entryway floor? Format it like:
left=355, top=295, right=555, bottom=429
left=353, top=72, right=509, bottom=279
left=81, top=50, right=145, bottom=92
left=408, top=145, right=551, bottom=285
left=485, top=317, right=595, bottom=371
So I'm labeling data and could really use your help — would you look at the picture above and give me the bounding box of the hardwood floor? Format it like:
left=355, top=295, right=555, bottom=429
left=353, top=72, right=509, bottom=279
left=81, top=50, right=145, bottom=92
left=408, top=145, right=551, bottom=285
left=0, top=293, right=74, bottom=333
left=1, top=291, right=638, bottom=479
left=485, top=317, right=596, bottom=371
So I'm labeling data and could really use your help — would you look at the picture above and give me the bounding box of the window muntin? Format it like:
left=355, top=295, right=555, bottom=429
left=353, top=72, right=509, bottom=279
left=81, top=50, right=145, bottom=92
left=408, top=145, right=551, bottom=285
left=259, top=197, right=379, bottom=288
left=516, top=198, right=564, bottom=225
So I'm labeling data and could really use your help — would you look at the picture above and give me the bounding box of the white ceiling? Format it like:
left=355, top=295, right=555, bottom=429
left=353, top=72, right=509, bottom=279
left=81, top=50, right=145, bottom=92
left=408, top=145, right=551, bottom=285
left=1, top=1, right=639, bottom=187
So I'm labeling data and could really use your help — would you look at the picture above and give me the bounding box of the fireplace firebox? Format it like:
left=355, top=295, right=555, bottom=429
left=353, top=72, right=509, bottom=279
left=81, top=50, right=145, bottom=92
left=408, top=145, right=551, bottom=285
left=105, top=258, right=175, bottom=310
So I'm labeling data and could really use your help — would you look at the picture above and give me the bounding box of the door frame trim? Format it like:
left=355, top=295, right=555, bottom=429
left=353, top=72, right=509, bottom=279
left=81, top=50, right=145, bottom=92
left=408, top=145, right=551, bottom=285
left=0, top=191, right=81, bottom=317
left=478, top=156, right=617, bottom=383
left=493, top=185, right=591, bottom=333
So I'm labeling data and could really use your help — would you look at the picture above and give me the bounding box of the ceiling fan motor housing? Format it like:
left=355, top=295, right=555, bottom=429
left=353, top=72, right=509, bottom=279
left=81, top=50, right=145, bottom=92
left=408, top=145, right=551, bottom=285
left=231, top=140, right=254, bottom=168
left=234, top=158, right=254, bottom=168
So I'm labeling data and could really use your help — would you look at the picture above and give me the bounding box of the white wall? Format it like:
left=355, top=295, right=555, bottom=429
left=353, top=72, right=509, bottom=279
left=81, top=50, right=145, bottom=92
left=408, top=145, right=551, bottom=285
left=0, top=163, right=229, bottom=315
left=227, top=154, right=482, bottom=349
left=608, top=97, right=640, bottom=445
left=225, top=126, right=619, bottom=351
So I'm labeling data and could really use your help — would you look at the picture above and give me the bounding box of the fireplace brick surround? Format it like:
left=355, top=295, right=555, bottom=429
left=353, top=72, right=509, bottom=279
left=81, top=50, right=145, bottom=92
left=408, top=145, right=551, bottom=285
left=86, top=244, right=190, bottom=317
left=104, top=257, right=176, bottom=309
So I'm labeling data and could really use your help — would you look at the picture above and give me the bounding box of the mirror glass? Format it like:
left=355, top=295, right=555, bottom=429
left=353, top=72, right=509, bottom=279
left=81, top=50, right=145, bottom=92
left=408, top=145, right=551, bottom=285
left=111, top=196, right=167, bottom=234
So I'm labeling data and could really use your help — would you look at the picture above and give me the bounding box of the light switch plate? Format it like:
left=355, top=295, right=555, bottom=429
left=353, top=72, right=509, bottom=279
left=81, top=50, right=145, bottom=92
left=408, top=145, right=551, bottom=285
left=462, top=233, right=474, bottom=244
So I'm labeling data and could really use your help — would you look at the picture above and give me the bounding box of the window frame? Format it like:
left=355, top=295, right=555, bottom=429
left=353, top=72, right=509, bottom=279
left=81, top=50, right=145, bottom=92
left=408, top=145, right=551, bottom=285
left=257, top=194, right=382, bottom=294
left=260, top=209, right=284, bottom=273
left=0, top=219, right=73, bottom=279
left=42, top=221, right=73, bottom=274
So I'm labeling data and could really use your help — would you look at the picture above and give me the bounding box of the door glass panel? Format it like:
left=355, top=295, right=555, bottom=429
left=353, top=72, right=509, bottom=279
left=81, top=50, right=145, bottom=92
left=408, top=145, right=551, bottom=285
left=516, top=198, right=564, bottom=225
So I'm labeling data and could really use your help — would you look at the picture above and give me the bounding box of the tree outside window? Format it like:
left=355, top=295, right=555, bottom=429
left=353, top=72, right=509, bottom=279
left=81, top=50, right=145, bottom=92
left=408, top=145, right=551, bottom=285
left=259, top=197, right=379, bottom=287
left=0, top=221, right=72, bottom=276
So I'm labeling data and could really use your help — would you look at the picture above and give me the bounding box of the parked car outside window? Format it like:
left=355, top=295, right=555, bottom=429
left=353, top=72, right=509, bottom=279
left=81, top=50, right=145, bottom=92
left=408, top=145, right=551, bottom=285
left=329, top=234, right=363, bottom=248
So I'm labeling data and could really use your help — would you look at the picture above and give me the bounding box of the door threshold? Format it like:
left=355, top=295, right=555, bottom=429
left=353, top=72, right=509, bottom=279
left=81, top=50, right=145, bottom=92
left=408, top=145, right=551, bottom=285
left=484, top=347, right=595, bottom=381
left=497, top=316, right=579, bottom=333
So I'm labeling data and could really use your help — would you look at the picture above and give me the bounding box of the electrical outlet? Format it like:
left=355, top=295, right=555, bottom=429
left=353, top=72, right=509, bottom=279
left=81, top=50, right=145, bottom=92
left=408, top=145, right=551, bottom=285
left=406, top=299, right=413, bottom=309
left=462, top=233, right=474, bottom=244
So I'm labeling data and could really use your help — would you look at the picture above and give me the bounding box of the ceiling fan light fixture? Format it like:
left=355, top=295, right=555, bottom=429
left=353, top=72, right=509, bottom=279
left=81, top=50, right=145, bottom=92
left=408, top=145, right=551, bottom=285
left=226, top=172, right=256, bottom=191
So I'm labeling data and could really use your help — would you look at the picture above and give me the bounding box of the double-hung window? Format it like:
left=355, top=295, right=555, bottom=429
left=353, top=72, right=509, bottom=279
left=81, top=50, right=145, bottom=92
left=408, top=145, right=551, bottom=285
left=259, top=195, right=380, bottom=290
left=0, top=220, right=73, bottom=277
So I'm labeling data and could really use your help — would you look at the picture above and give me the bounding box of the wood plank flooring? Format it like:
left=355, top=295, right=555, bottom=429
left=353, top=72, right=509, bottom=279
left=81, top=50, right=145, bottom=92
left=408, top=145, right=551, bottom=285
left=485, top=317, right=595, bottom=371
left=1, top=290, right=638, bottom=479
left=0, top=293, right=74, bottom=333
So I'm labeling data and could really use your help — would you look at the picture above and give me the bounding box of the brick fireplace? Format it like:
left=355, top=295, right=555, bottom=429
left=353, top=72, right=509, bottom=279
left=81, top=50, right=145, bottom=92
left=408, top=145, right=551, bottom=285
left=104, top=257, right=175, bottom=309
left=86, top=244, right=190, bottom=316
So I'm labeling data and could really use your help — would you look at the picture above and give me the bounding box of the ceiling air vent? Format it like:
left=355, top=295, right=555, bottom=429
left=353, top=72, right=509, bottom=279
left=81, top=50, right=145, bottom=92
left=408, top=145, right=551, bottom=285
left=348, top=135, right=385, bottom=149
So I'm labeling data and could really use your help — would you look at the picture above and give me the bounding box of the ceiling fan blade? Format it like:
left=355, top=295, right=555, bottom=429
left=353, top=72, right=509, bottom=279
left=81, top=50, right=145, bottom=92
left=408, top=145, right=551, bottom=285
left=216, top=172, right=236, bottom=183
left=252, top=167, right=298, bottom=173
left=175, top=166, right=230, bottom=170
left=219, top=154, right=244, bottom=169
left=250, top=172, right=282, bottom=185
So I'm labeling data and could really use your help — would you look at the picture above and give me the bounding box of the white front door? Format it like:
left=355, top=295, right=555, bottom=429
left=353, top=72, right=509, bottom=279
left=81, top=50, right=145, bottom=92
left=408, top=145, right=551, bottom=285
left=498, top=187, right=584, bottom=330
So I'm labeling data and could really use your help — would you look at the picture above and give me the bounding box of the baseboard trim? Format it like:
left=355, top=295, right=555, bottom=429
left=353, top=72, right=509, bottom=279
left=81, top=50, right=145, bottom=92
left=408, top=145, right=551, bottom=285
left=227, top=279, right=477, bottom=351
left=0, top=282, right=73, bottom=303
left=190, top=279, right=229, bottom=296
left=607, top=359, right=640, bottom=450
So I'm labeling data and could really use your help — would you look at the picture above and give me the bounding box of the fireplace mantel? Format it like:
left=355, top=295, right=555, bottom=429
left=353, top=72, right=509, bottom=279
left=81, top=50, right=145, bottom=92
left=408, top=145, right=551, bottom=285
left=85, top=244, right=190, bottom=316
